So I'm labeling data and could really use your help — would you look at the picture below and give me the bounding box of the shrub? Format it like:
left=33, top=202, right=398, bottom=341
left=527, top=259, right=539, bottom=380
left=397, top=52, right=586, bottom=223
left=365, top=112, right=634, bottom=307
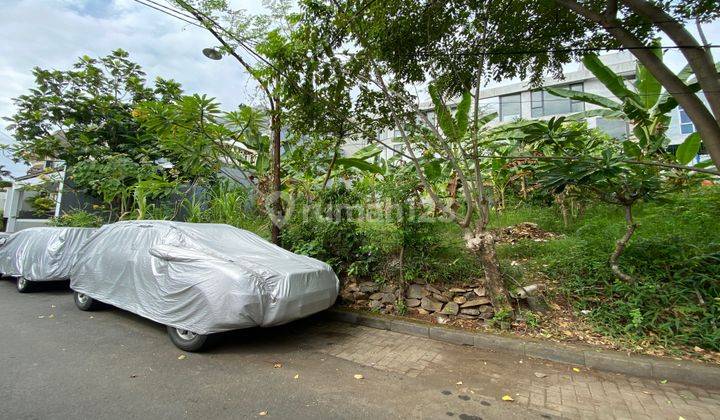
left=181, top=180, right=270, bottom=238
left=50, top=210, right=103, bottom=228
left=497, top=187, right=720, bottom=351
left=283, top=184, right=379, bottom=278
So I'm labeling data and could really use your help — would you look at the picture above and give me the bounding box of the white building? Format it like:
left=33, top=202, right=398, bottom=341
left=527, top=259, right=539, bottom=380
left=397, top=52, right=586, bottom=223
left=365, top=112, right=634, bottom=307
left=3, top=161, right=65, bottom=233
left=351, top=52, right=704, bottom=161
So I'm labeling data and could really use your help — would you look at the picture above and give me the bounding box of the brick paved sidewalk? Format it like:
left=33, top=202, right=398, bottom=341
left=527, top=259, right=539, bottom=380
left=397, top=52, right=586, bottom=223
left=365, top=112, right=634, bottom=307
left=302, top=321, right=720, bottom=419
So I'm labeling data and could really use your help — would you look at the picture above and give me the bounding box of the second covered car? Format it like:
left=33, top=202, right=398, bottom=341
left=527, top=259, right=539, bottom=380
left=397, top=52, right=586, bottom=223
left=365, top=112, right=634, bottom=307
left=0, top=227, right=97, bottom=292
left=70, top=221, right=339, bottom=351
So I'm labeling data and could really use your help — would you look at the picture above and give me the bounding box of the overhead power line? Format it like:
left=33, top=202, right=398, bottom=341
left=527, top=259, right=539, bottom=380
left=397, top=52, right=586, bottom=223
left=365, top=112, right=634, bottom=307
left=131, top=0, right=204, bottom=28
left=141, top=0, right=196, bottom=21
left=422, top=45, right=720, bottom=57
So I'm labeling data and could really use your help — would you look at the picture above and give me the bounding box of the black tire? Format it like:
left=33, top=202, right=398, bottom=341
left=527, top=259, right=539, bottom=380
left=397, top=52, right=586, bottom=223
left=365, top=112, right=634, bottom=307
left=73, top=291, right=100, bottom=311
left=16, top=278, right=33, bottom=293
left=167, top=326, right=209, bottom=352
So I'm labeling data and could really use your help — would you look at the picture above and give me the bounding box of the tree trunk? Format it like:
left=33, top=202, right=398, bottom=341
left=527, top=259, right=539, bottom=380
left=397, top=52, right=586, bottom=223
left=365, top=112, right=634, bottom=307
left=556, top=192, right=569, bottom=228
left=466, top=231, right=513, bottom=314
left=270, top=97, right=283, bottom=246
left=607, top=27, right=720, bottom=169
left=620, top=0, right=720, bottom=122
left=610, top=204, right=638, bottom=282
left=322, top=139, right=342, bottom=190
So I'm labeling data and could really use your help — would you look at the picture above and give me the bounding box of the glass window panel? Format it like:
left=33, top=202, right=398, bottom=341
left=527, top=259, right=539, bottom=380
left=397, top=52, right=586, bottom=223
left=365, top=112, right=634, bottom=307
left=543, top=90, right=572, bottom=115
left=500, top=93, right=521, bottom=121
left=679, top=108, right=692, bottom=124
left=596, top=118, right=629, bottom=139
left=681, top=123, right=695, bottom=134
left=531, top=91, right=543, bottom=107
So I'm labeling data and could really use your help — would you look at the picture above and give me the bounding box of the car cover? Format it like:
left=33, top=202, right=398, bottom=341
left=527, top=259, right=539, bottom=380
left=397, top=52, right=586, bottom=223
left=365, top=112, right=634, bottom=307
left=70, top=221, right=339, bottom=335
left=0, top=227, right=97, bottom=281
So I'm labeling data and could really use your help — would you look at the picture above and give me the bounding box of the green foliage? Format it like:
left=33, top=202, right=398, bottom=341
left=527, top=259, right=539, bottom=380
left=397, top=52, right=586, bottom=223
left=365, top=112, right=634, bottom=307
left=70, top=154, right=155, bottom=213
left=398, top=220, right=484, bottom=283
left=284, top=184, right=377, bottom=277
left=545, top=48, right=708, bottom=168
left=676, top=133, right=702, bottom=165
left=395, top=298, right=408, bottom=316
left=497, top=187, right=720, bottom=351
left=7, top=49, right=182, bottom=168
left=137, top=94, right=268, bottom=183
left=5, top=50, right=204, bottom=218
left=29, top=195, right=55, bottom=217
left=50, top=210, right=103, bottom=228
left=181, top=180, right=269, bottom=237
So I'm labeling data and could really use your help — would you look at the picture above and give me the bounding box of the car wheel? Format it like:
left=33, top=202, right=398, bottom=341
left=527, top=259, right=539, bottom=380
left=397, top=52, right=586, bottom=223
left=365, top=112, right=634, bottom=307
left=73, top=291, right=99, bottom=311
left=167, top=326, right=209, bottom=352
left=17, top=278, right=32, bottom=293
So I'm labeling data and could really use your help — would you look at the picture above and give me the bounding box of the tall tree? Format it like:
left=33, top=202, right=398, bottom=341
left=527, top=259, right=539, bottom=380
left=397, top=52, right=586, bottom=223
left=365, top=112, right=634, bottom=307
left=329, top=0, right=720, bottom=168
left=4, top=49, right=191, bottom=215
left=170, top=0, right=288, bottom=243
left=6, top=49, right=182, bottom=167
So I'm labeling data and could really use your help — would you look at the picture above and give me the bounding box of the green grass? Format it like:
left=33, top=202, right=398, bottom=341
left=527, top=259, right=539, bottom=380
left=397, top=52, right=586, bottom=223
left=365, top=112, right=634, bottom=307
left=496, top=187, right=720, bottom=352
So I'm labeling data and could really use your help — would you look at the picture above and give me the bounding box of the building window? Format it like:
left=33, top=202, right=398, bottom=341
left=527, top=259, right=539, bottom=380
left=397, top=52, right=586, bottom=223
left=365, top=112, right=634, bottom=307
left=532, top=83, right=585, bottom=117
left=679, top=107, right=695, bottom=134
left=499, top=93, right=522, bottom=121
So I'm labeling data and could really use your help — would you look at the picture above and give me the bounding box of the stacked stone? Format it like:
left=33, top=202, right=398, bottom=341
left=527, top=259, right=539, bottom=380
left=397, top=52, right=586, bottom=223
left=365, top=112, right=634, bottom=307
left=341, top=281, right=494, bottom=320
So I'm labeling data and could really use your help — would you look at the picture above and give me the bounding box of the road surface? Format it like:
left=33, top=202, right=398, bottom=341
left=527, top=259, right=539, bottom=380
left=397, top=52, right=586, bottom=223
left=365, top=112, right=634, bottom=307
left=0, top=279, right=717, bottom=419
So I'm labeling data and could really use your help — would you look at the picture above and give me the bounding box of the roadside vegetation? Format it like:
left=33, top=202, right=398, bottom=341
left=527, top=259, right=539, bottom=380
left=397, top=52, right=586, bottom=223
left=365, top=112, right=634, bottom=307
left=4, top=0, right=719, bottom=360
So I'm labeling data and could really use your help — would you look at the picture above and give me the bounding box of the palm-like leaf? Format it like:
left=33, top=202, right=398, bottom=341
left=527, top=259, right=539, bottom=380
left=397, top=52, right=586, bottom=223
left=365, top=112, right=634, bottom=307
left=582, top=54, right=643, bottom=108
left=545, top=87, right=622, bottom=111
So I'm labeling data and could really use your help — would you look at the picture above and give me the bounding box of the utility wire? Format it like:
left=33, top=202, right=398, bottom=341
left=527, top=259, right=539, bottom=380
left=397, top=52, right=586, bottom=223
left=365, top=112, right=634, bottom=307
left=421, top=45, right=720, bottom=56
left=141, top=0, right=197, bottom=21
left=131, top=0, right=204, bottom=28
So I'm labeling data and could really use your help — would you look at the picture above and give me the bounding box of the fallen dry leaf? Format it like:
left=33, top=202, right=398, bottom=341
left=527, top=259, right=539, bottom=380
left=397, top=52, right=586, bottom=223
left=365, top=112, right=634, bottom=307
left=273, top=363, right=282, bottom=369
left=48, top=314, right=55, bottom=319
left=259, top=411, right=268, bottom=416
left=502, top=395, right=514, bottom=402
left=293, top=374, right=299, bottom=379
left=456, top=381, right=463, bottom=385
left=177, top=355, right=186, bottom=360
left=534, top=372, right=547, bottom=378
left=353, top=374, right=364, bottom=380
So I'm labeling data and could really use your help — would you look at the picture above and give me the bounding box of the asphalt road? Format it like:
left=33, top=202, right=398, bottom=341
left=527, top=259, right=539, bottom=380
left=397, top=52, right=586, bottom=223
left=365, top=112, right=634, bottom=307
left=0, top=279, right=546, bottom=420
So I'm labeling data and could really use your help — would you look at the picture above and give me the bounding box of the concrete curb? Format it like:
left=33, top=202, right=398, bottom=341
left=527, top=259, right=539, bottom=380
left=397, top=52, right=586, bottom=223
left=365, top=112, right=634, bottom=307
left=323, top=308, right=720, bottom=388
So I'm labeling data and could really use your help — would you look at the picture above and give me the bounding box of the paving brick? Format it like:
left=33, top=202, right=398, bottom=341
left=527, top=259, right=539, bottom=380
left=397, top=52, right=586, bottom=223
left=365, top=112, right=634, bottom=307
left=304, top=320, right=720, bottom=419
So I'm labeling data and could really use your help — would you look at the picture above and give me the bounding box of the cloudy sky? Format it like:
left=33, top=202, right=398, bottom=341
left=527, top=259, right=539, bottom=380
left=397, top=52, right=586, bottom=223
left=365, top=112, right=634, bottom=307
left=0, top=0, right=718, bottom=176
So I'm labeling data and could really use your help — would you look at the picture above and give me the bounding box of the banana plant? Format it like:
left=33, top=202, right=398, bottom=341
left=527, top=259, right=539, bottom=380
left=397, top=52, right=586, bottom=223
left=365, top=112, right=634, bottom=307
left=335, top=144, right=384, bottom=176
left=545, top=43, right=714, bottom=165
